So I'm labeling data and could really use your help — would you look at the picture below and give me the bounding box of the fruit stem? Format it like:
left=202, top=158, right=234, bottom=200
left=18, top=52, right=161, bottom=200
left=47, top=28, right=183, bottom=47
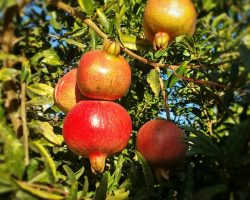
left=89, top=152, right=107, bottom=173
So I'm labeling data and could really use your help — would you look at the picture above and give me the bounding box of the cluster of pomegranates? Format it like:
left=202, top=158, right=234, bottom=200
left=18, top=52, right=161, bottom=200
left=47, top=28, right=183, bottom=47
left=53, top=0, right=197, bottom=174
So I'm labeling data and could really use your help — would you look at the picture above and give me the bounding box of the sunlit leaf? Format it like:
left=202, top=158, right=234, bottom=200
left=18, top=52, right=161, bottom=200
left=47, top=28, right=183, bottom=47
left=29, top=120, right=63, bottom=146
left=27, top=83, right=53, bottom=97
left=78, top=0, right=94, bottom=15
left=0, top=122, right=25, bottom=179
left=31, top=141, right=57, bottom=183
left=15, top=180, right=65, bottom=200
left=0, top=68, right=18, bottom=82
left=147, top=69, right=160, bottom=96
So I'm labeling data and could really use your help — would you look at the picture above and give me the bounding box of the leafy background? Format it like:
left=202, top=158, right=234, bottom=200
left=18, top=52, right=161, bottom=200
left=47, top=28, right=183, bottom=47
left=0, top=0, right=250, bottom=199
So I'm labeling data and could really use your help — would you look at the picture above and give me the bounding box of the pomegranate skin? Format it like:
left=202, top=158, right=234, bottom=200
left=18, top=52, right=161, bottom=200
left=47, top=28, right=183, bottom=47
left=63, top=101, right=132, bottom=172
left=143, top=0, right=197, bottom=43
left=77, top=50, right=131, bottom=100
left=136, top=120, right=187, bottom=168
left=53, top=68, right=88, bottom=113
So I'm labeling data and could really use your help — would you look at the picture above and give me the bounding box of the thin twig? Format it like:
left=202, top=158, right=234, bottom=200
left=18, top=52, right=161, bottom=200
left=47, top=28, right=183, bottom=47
left=156, top=67, right=170, bottom=120
left=21, top=82, right=29, bottom=165
left=169, top=65, right=229, bottom=88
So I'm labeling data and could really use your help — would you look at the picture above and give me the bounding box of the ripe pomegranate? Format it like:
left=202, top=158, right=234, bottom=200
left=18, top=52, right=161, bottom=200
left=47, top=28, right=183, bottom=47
left=53, top=68, right=88, bottom=113
left=63, top=101, right=132, bottom=173
left=136, top=119, right=187, bottom=169
left=77, top=41, right=131, bottom=100
left=143, top=0, right=197, bottom=49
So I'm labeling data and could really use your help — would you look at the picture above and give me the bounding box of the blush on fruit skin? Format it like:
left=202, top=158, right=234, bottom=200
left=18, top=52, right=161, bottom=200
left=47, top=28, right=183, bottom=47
left=77, top=50, right=131, bottom=101
left=63, top=101, right=132, bottom=173
left=136, top=119, right=187, bottom=168
left=143, top=0, right=197, bottom=43
left=53, top=68, right=88, bottom=113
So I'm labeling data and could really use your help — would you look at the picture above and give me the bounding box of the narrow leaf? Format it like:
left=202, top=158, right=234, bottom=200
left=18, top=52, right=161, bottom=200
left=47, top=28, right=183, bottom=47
left=26, top=96, right=54, bottom=106
left=67, top=182, right=78, bottom=200
left=194, top=184, right=228, bottom=200
left=63, top=165, right=77, bottom=184
left=166, top=61, right=188, bottom=88
left=135, top=151, right=154, bottom=191
left=147, top=69, right=160, bottom=96
left=96, top=8, right=111, bottom=32
left=15, top=180, right=64, bottom=200
left=119, top=34, right=150, bottom=50
left=81, top=176, right=89, bottom=198
left=31, top=141, right=57, bottom=183
left=94, top=172, right=109, bottom=200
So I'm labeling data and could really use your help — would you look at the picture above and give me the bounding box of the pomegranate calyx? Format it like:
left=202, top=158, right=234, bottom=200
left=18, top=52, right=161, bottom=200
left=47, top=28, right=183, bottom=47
left=153, top=32, right=169, bottom=50
left=89, top=152, right=107, bottom=173
left=103, top=39, right=121, bottom=56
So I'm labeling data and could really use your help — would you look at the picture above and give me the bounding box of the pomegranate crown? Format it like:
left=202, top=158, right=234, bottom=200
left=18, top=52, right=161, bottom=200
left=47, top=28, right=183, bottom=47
left=103, top=39, right=121, bottom=56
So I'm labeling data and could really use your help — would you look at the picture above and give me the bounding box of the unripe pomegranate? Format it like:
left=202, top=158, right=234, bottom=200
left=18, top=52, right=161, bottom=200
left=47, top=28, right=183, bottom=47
left=136, top=120, right=187, bottom=168
left=143, top=0, right=197, bottom=49
left=63, top=101, right=132, bottom=173
left=77, top=41, right=131, bottom=100
left=53, top=68, right=88, bottom=113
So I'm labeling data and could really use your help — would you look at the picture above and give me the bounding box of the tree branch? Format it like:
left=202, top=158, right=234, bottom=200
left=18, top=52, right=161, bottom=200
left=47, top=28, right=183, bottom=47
left=21, top=82, right=29, bottom=165
left=169, top=65, right=229, bottom=88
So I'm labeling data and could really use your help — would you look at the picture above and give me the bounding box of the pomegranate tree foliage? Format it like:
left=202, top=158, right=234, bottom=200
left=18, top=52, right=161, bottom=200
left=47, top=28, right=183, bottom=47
left=0, top=0, right=250, bottom=199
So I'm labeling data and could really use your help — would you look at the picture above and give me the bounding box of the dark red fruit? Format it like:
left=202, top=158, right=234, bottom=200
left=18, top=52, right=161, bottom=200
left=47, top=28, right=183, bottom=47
left=53, top=68, right=88, bottom=113
left=136, top=119, right=187, bottom=168
left=63, top=101, right=132, bottom=173
left=77, top=50, right=131, bottom=100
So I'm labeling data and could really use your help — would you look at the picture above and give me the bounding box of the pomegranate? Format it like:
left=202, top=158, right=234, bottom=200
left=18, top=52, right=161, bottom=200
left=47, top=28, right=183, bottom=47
left=77, top=41, right=131, bottom=100
left=63, top=101, right=132, bottom=173
left=136, top=119, right=187, bottom=168
left=143, top=0, right=197, bottom=49
left=53, top=68, right=88, bottom=113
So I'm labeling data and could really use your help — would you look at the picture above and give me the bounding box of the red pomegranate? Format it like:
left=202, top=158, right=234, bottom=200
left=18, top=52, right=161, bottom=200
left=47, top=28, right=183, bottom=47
left=136, top=119, right=187, bottom=168
left=77, top=42, right=131, bottom=100
left=53, top=68, right=88, bottom=113
left=63, top=101, right=132, bottom=173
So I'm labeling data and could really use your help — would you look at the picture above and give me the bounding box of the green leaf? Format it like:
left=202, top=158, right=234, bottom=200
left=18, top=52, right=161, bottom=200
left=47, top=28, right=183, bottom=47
left=78, top=0, right=94, bottom=16
left=49, top=11, right=62, bottom=30
left=225, top=120, right=250, bottom=159
left=26, top=96, right=54, bottom=106
left=29, top=120, right=63, bottom=146
left=0, top=122, right=25, bottom=179
left=188, top=133, right=224, bottom=159
left=203, top=0, right=217, bottom=11
left=0, top=0, right=16, bottom=10
left=89, top=28, right=98, bottom=50
left=240, top=35, right=250, bottom=72
left=147, top=69, right=160, bottom=96
left=194, top=184, right=228, bottom=200
left=119, top=34, right=150, bottom=50
left=96, top=8, right=111, bottom=32
left=30, top=48, right=61, bottom=66
left=31, top=141, right=57, bottom=184
left=0, top=52, right=19, bottom=61
left=67, top=181, right=78, bottom=200
left=0, top=68, right=18, bottom=82
left=135, top=151, right=154, bottom=191
left=63, top=165, right=77, bottom=185
left=15, top=180, right=65, bottom=200
left=108, top=155, right=125, bottom=193
left=27, top=83, right=53, bottom=97
left=94, top=172, right=109, bottom=200
left=59, top=38, right=85, bottom=49
left=166, top=61, right=188, bottom=88
left=80, top=176, right=89, bottom=198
